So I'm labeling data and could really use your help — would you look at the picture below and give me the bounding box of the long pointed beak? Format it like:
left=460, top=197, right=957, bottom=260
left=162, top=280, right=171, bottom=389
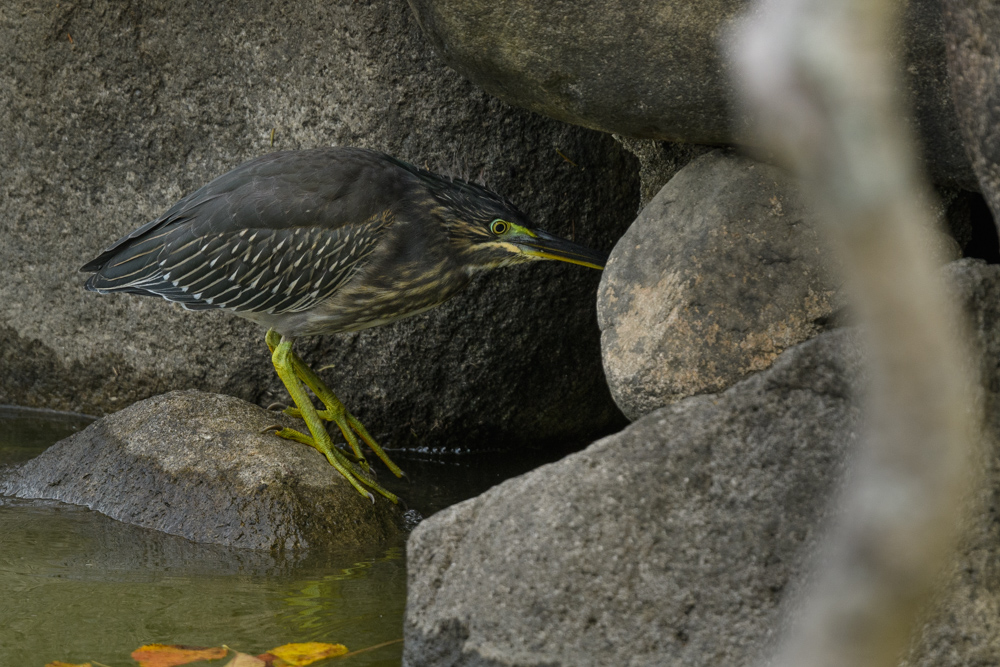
left=517, top=229, right=608, bottom=270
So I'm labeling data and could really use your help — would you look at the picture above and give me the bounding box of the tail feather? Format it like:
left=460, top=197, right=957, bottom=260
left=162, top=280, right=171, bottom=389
left=83, top=235, right=168, bottom=293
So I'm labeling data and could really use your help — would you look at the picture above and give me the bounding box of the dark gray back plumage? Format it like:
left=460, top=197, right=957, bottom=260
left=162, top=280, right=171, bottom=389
left=82, top=147, right=489, bottom=318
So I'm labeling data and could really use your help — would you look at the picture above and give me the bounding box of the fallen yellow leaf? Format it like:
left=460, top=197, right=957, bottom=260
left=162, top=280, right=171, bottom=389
left=265, top=642, right=348, bottom=666
left=131, top=643, right=228, bottom=667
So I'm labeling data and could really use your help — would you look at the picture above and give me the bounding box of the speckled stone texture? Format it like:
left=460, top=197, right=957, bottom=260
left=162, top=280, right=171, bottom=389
left=597, top=151, right=841, bottom=421
left=405, top=328, right=863, bottom=667
left=943, top=0, right=1000, bottom=219
left=407, top=0, right=975, bottom=188
left=900, top=259, right=1000, bottom=667
left=612, top=138, right=712, bottom=212
left=0, top=390, right=406, bottom=550
left=0, top=0, right=637, bottom=452
left=404, top=261, right=1000, bottom=667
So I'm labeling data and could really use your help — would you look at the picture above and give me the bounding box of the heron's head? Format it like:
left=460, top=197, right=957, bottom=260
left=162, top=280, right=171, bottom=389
left=435, top=181, right=607, bottom=274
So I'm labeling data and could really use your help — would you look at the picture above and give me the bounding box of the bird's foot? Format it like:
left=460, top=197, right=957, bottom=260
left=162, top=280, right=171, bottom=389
left=277, top=404, right=404, bottom=480
left=266, top=329, right=402, bottom=503
left=309, top=402, right=405, bottom=477
left=260, top=424, right=372, bottom=473
left=265, top=329, right=407, bottom=481
left=269, top=402, right=336, bottom=422
left=261, top=421, right=393, bottom=502
left=281, top=405, right=334, bottom=421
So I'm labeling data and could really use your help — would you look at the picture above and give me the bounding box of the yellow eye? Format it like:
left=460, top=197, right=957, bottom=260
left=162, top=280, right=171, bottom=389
left=491, top=219, right=510, bottom=235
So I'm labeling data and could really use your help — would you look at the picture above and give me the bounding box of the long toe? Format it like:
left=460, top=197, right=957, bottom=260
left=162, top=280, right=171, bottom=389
left=283, top=406, right=336, bottom=421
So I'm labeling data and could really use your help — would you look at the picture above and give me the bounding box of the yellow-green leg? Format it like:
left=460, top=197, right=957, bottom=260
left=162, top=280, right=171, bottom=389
left=265, top=329, right=406, bottom=480
left=267, top=330, right=399, bottom=504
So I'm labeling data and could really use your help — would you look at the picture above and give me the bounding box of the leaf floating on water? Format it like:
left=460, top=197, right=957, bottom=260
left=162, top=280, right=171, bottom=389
left=261, top=642, right=348, bottom=666
left=224, top=651, right=266, bottom=667
left=131, top=644, right=228, bottom=667
left=51, top=640, right=348, bottom=667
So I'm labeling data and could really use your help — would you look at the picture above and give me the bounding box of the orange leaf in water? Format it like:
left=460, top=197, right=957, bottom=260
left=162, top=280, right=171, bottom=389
left=262, top=642, right=348, bottom=666
left=131, top=643, right=228, bottom=667
left=45, top=662, right=92, bottom=667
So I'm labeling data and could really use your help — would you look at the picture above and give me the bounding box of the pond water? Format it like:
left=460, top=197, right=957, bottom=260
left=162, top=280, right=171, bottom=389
left=0, top=406, right=575, bottom=666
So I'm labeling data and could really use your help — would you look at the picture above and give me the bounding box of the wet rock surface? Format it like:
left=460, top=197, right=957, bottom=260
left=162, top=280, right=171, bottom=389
left=407, top=0, right=975, bottom=188
left=0, top=390, right=406, bottom=550
left=597, top=151, right=841, bottom=421
left=404, top=259, right=1000, bottom=667
left=0, top=0, right=637, bottom=452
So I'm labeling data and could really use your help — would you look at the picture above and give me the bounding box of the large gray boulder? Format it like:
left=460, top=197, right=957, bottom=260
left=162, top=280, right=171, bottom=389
left=407, top=0, right=975, bottom=188
left=0, top=0, right=639, bottom=451
left=406, top=329, right=863, bottom=667
left=943, top=0, right=1000, bottom=220
left=0, top=390, right=406, bottom=550
left=404, top=259, right=1000, bottom=667
left=597, top=151, right=842, bottom=420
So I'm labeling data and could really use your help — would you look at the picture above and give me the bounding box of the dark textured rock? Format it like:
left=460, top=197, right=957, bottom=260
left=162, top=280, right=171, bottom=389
left=407, top=0, right=976, bottom=188
left=597, top=151, right=841, bottom=421
left=943, top=0, right=1000, bottom=219
left=0, top=0, right=635, bottom=451
left=612, top=137, right=711, bottom=212
left=896, top=259, right=1000, bottom=667
left=405, top=329, right=864, bottom=667
left=0, top=390, right=406, bottom=550
left=404, top=259, right=1000, bottom=667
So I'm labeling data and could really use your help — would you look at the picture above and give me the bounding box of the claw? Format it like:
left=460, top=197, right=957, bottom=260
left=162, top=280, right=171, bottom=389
left=266, top=402, right=288, bottom=412
left=260, top=424, right=282, bottom=434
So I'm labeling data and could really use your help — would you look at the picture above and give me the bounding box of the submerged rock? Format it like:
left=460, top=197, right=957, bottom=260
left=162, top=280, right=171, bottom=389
left=0, top=390, right=406, bottom=551
left=404, top=260, right=1000, bottom=666
left=598, top=151, right=842, bottom=421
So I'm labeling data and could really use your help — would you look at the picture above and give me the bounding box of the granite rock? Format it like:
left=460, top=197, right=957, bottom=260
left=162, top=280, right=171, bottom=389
left=405, top=328, right=863, bottom=667
left=597, top=151, right=840, bottom=420
left=0, top=0, right=637, bottom=451
left=943, top=0, right=1000, bottom=219
left=0, top=390, right=406, bottom=550
left=408, top=0, right=975, bottom=188
left=404, top=260, right=1000, bottom=667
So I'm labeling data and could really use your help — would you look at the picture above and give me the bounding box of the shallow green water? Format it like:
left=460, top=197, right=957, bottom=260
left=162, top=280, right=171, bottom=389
left=0, top=406, right=571, bottom=666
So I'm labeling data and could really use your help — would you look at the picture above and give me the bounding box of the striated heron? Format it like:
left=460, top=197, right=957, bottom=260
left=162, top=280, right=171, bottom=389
left=81, top=147, right=606, bottom=503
